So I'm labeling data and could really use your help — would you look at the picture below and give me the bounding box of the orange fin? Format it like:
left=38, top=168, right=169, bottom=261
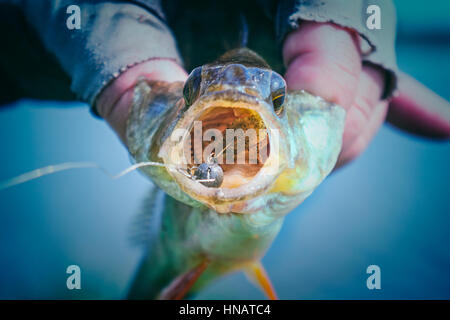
left=158, top=260, right=209, bottom=300
left=245, top=261, right=278, bottom=300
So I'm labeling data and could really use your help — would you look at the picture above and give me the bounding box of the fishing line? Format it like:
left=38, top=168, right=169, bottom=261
left=0, top=137, right=256, bottom=191
left=0, top=161, right=180, bottom=191
left=213, top=140, right=234, bottom=160
left=233, top=135, right=269, bottom=160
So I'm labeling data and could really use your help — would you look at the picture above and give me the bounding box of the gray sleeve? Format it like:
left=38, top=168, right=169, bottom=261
left=19, top=0, right=181, bottom=107
left=275, top=0, right=398, bottom=98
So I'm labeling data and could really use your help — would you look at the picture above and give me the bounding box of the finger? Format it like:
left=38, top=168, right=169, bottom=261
left=96, top=58, right=187, bottom=119
left=96, top=59, right=188, bottom=143
left=283, top=21, right=362, bottom=109
left=341, top=65, right=385, bottom=155
left=336, top=100, right=388, bottom=169
left=387, top=71, right=450, bottom=139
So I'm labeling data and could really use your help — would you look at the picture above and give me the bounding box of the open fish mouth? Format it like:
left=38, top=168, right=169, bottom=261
left=126, top=63, right=345, bottom=215
left=159, top=90, right=287, bottom=212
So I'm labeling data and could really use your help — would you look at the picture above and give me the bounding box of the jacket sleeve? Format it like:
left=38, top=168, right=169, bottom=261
left=17, top=0, right=182, bottom=107
left=274, top=0, right=398, bottom=98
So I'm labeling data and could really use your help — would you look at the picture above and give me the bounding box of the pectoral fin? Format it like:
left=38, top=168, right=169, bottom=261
left=158, top=260, right=209, bottom=300
left=245, top=261, right=278, bottom=300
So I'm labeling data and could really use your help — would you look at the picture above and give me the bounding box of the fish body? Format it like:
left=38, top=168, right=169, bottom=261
left=126, top=48, right=346, bottom=299
left=127, top=185, right=283, bottom=299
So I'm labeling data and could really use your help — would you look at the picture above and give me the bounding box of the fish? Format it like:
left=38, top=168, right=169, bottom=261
left=125, top=47, right=346, bottom=299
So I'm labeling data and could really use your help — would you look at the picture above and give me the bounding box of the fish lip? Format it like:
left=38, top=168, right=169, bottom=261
left=159, top=90, right=288, bottom=213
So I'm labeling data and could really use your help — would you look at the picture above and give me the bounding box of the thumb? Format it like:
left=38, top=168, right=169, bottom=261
left=387, top=71, right=450, bottom=139
left=96, top=59, right=188, bottom=143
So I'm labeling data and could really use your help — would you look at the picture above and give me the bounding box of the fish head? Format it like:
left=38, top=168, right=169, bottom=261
left=127, top=49, right=346, bottom=216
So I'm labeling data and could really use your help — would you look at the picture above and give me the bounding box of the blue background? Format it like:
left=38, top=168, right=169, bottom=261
left=0, top=0, right=449, bottom=299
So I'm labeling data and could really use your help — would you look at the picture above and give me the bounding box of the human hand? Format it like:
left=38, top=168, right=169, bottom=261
left=283, top=22, right=450, bottom=169
left=96, top=58, right=188, bottom=143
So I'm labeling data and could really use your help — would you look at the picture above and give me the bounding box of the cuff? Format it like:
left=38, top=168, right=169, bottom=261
left=22, top=0, right=182, bottom=107
left=275, top=0, right=398, bottom=99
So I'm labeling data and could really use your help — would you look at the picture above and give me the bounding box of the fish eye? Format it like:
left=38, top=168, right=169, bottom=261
left=272, top=90, right=285, bottom=114
left=270, top=72, right=286, bottom=115
left=183, top=67, right=202, bottom=107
